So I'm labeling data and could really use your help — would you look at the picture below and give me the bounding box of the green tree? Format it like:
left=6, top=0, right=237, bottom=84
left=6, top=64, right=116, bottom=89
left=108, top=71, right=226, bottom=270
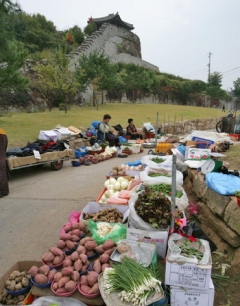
left=70, top=25, right=84, bottom=45
left=75, top=52, right=114, bottom=107
left=0, top=0, right=28, bottom=90
left=84, top=21, right=97, bottom=36
left=232, top=78, right=240, bottom=100
left=31, top=46, right=79, bottom=112
left=208, top=71, right=222, bottom=88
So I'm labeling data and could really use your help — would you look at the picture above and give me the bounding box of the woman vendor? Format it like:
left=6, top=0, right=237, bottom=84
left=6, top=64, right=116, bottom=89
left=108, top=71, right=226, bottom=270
left=0, top=128, right=9, bottom=197
left=126, top=118, right=143, bottom=140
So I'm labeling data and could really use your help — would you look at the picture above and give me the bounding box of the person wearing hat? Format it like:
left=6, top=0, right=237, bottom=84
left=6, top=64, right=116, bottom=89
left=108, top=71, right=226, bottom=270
left=0, top=128, right=9, bottom=198
left=126, top=118, right=143, bottom=140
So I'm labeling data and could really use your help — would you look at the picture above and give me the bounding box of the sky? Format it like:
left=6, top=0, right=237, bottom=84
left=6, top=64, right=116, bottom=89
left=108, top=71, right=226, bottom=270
left=16, top=0, right=240, bottom=91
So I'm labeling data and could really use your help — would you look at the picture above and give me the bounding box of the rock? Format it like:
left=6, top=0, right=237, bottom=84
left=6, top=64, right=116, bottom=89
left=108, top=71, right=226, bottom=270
left=224, top=198, right=240, bottom=235
left=231, top=247, right=240, bottom=266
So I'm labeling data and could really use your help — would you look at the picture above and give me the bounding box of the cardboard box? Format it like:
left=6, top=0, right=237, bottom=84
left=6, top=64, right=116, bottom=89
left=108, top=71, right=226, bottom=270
left=0, top=261, right=42, bottom=305
left=126, top=226, right=169, bottom=259
left=80, top=201, right=129, bottom=223
left=185, top=147, right=211, bottom=161
left=170, top=278, right=214, bottom=306
left=165, top=260, right=212, bottom=290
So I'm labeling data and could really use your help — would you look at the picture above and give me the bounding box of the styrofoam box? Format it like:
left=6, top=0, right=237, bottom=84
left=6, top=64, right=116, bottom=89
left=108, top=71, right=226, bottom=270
left=126, top=226, right=169, bottom=259
left=80, top=202, right=129, bottom=224
left=165, top=260, right=212, bottom=290
left=185, top=147, right=211, bottom=161
left=170, top=278, right=214, bottom=306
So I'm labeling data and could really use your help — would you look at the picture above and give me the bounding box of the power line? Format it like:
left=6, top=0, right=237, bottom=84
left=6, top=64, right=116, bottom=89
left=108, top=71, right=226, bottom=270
left=221, top=66, right=240, bottom=74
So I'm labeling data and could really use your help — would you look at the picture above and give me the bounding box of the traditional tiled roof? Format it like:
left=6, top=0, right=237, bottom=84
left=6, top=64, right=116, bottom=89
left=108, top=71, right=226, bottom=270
left=89, top=13, right=134, bottom=30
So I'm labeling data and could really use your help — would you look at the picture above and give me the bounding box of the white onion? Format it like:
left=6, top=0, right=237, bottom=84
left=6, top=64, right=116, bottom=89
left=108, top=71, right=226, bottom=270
left=109, top=177, right=117, bottom=184
left=114, top=182, right=121, bottom=190
left=121, top=180, right=129, bottom=190
left=104, top=179, right=110, bottom=188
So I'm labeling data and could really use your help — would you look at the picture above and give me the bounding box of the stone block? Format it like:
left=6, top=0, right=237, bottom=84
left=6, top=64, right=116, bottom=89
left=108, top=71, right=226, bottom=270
left=198, top=201, right=240, bottom=248
left=231, top=247, right=240, bottom=266
left=192, top=173, right=208, bottom=200
left=187, top=168, right=198, bottom=181
left=205, top=188, right=230, bottom=217
left=224, top=198, right=240, bottom=235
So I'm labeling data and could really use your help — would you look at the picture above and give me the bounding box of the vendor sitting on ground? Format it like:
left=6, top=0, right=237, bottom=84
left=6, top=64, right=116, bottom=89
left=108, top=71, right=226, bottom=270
left=126, top=118, right=143, bottom=140
left=98, top=114, right=119, bottom=147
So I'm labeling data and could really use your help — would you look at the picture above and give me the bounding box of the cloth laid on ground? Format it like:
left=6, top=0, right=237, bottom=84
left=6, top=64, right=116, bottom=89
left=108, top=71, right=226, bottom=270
left=183, top=130, right=231, bottom=143
left=7, top=149, right=75, bottom=170
left=205, top=172, right=240, bottom=195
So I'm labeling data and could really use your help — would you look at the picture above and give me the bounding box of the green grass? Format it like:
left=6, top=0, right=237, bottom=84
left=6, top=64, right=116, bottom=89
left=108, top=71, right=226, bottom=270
left=0, top=103, right=224, bottom=147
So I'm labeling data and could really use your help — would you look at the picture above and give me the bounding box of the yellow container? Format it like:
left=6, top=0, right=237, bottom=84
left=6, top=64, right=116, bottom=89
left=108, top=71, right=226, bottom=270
left=155, top=143, right=174, bottom=154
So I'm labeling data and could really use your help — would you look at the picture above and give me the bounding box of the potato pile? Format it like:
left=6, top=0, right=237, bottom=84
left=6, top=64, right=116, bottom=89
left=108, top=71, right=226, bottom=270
left=111, top=165, right=126, bottom=176
left=0, top=270, right=31, bottom=305
left=42, top=247, right=65, bottom=267
left=57, top=221, right=86, bottom=252
left=84, top=207, right=123, bottom=223
left=28, top=264, right=56, bottom=284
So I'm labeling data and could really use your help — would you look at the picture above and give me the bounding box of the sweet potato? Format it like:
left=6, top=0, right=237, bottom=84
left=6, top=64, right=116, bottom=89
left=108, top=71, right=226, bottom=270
left=80, top=275, right=88, bottom=286
left=84, top=240, right=97, bottom=251
left=104, top=247, right=115, bottom=256
left=93, top=259, right=101, bottom=274
left=73, top=259, right=82, bottom=272
left=102, top=240, right=115, bottom=250
left=53, top=255, right=64, bottom=265
left=41, top=251, right=54, bottom=263
left=71, top=271, right=80, bottom=282
left=52, top=282, right=59, bottom=291
left=60, top=233, right=72, bottom=241
left=76, top=245, right=86, bottom=254
left=86, top=250, right=95, bottom=257
left=80, top=285, right=91, bottom=294
left=88, top=283, right=99, bottom=295
left=79, top=237, right=94, bottom=246
left=61, top=267, right=74, bottom=276
left=34, top=274, right=48, bottom=284
left=62, top=258, right=72, bottom=267
left=95, top=245, right=104, bottom=254
left=57, top=240, right=66, bottom=250
left=71, top=222, right=80, bottom=229
left=63, top=224, right=72, bottom=233
left=38, top=265, right=50, bottom=276
left=49, top=247, right=63, bottom=257
left=71, top=235, right=80, bottom=242
left=53, top=272, right=63, bottom=282
left=70, top=251, right=79, bottom=262
left=65, top=280, right=77, bottom=292
left=79, top=253, right=88, bottom=264
left=66, top=240, right=76, bottom=250
left=71, top=229, right=81, bottom=236
left=81, top=264, right=88, bottom=272
left=47, top=269, right=56, bottom=282
left=56, top=287, right=66, bottom=293
left=99, top=253, right=110, bottom=264
left=58, top=276, right=70, bottom=288
left=86, top=271, right=99, bottom=286
left=79, top=221, right=85, bottom=231
left=28, top=266, right=39, bottom=277
left=101, top=263, right=110, bottom=272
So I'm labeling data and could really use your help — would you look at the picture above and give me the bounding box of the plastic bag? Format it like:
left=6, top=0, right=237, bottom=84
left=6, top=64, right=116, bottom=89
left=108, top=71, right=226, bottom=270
left=31, top=296, right=87, bottom=306
left=140, top=166, right=183, bottom=186
left=143, top=122, right=155, bottom=132
left=60, top=211, right=81, bottom=235
left=88, top=220, right=126, bottom=245
left=167, top=233, right=211, bottom=265
left=141, top=155, right=173, bottom=169
left=206, top=172, right=240, bottom=195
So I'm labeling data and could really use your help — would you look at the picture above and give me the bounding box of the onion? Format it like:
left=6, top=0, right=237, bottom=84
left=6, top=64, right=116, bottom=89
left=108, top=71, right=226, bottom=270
left=109, top=177, right=117, bottom=184
left=107, top=185, right=114, bottom=190
left=114, top=182, right=121, bottom=190
left=104, top=190, right=114, bottom=198
left=120, top=180, right=128, bottom=190
left=104, top=179, right=110, bottom=188
left=117, top=176, right=124, bottom=183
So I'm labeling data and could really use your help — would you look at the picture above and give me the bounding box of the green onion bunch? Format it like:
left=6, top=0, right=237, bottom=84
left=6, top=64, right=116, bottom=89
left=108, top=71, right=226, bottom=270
left=103, top=258, right=163, bottom=306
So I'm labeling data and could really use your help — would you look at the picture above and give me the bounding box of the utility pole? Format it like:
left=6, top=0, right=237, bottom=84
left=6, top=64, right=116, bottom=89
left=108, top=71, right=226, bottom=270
left=207, top=52, right=213, bottom=83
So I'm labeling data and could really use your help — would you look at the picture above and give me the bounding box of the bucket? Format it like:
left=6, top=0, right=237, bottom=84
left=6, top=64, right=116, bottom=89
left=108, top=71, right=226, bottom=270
left=196, top=141, right=208, bottom=148
left=201, top=159, right=223, bottom=174
left=145, top=132, right=155, bottom=139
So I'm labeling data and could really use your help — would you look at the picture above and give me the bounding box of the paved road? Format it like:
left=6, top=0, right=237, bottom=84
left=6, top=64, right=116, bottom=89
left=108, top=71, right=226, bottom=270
left=0, top=150, right=147, bottom=277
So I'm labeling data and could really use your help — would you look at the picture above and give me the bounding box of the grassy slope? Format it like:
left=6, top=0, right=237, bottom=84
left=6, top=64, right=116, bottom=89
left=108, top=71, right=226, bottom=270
left=0, top=104, right=224, bottom=147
